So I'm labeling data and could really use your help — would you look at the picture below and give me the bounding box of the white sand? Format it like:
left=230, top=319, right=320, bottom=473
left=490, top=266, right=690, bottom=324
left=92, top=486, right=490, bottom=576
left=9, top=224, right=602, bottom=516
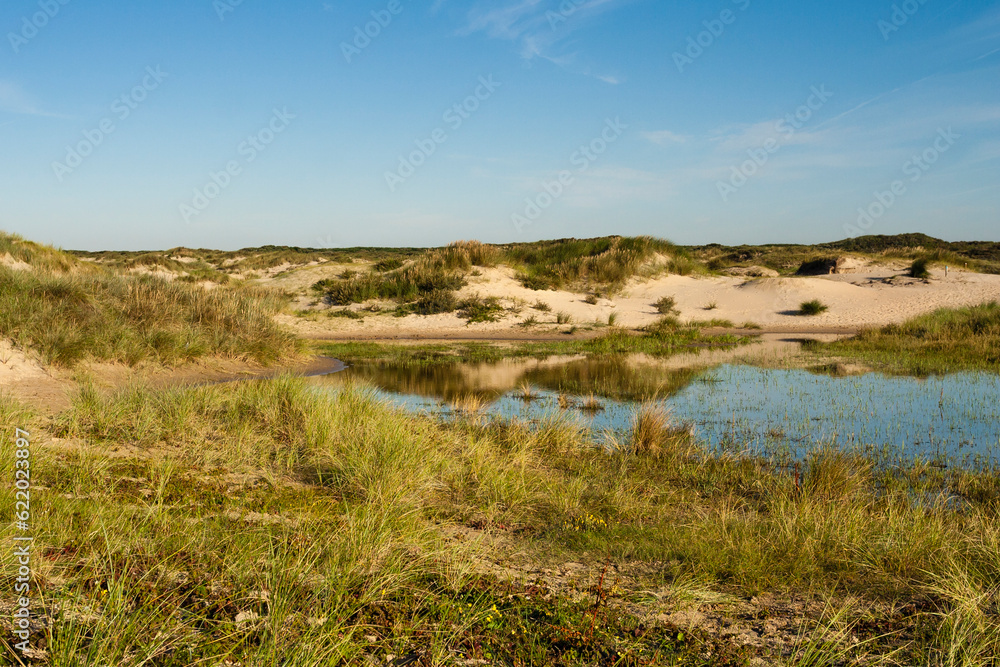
left=278, top=264, right=1000, bottom=339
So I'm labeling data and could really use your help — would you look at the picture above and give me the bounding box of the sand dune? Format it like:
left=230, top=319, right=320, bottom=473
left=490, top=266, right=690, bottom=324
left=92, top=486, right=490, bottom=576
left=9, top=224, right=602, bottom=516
left=279, top=264, right=1000, bottom=339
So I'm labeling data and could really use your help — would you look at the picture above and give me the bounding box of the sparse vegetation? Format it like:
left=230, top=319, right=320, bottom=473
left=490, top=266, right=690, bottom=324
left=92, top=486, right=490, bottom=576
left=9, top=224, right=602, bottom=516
left=457, top=295, right=505, bottom=324
left=532, top=299, right=552, bottom=312
left=507, top=236, right=678, bottom=292
left=556, top=312, right=572, bottom=325
left=654, top=296, right=679, bottom=315
left=583, top=294, right=599, bottom=305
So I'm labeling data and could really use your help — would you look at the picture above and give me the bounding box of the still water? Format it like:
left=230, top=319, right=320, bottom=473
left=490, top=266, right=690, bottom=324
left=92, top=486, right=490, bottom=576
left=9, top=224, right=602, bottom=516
left=315, top=356, right=1000, bottom=466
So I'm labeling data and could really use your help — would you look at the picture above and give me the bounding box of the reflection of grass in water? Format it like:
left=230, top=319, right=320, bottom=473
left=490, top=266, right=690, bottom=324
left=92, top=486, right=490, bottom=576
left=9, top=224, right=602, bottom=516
left=336, top=357, right=700, bottom=404
left=524, top=360, right=700, bottom=402
left=318, top=326, right=751, bottom=366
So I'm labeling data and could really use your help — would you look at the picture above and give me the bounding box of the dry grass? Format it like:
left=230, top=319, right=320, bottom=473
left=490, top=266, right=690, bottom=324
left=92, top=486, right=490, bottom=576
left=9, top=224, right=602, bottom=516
left=0, top=265, right=297, bottom=366
left=629, top=402, right=698, bottom=460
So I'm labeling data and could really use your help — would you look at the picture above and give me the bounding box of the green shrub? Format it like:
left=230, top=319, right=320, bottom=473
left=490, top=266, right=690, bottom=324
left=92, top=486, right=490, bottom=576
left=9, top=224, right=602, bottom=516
left=373, top=258, right=404, bottom=272
left=457, top=295, right=504, bottom=323
left=654, top=296, right=679, bottom=315
left=800, top=300, right=829, bottom=316
left=909, top=258, right=931, bottom=280
left=413, top=290, right=458, bottom=315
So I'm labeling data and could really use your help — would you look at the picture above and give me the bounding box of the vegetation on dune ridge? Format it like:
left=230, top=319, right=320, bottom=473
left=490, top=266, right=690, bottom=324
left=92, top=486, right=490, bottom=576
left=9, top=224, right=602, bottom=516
left=309, top=236, right=688, bottom=312
left=0, top=232, right=83, bottom=273
left=814, top=301, right=1000, bottom=374
left=691, top=233, right=1000, bottom=276
left=3, top=377, right=998, bottom=664
left=0, top=264, right=297, bottom=366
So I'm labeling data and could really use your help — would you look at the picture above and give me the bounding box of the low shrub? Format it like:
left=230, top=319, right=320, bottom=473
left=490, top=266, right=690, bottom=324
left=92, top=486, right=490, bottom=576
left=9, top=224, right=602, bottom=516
left=800, top=300, right=829, bottom=316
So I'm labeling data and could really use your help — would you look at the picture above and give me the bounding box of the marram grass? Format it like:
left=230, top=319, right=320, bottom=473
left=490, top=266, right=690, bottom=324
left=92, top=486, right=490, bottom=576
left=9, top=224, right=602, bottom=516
left=3, top=380, right=998, bottom=664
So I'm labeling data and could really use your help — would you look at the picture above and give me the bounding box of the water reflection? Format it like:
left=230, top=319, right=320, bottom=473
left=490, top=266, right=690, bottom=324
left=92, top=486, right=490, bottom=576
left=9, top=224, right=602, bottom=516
left=313, top=356, right=1000, bottom=467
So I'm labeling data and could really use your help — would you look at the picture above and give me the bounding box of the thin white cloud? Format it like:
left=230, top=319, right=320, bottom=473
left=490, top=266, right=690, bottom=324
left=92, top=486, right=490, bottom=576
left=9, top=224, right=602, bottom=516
left=0, top=81, right=66, bottom=118
left=458, top=0, right=632, bottom=81
left=710, top=120, right=827, bottom=153
left=642, top=130, right=687, bottom=145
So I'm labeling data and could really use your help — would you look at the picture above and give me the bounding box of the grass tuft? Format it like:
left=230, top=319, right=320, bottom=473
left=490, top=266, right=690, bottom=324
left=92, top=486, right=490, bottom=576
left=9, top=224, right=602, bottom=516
left=799, top=299, right=829, bottom=316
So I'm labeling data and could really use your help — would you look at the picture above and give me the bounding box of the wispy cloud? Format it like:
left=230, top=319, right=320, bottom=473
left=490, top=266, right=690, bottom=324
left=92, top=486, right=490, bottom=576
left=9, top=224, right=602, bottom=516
left=642, top=130, right=687, bottom=145
left=0, top=81, right=66, bottom=118
left=458, top=0, right=630, bottom=82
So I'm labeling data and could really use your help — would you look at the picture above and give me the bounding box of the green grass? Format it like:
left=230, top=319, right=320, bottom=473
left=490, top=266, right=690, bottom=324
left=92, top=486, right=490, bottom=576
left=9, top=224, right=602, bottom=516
left=7, top=378, right=1000, bottom=665
left=814, top=301, right=1000, bottom=374
left=457, top=295, right=505, bottom=323
left=910, top=258, right=932, bottom=280
left=654, top=296, right=679, bottom=315
left=0, top=264, right=297, bottom=366
left=0, top=232, right=80, bottom=273
left=506, top=236, right=677, bottom=292
left=799, top=300, right=829, bottom=316
left=690, top=233, right=1000, bottom=276
left=316, top=327, right=751, bottom=372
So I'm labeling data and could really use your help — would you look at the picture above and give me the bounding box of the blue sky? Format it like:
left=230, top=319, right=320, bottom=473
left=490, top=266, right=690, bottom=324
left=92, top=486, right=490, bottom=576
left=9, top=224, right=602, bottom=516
left=2, top=0, right=999, bottom=250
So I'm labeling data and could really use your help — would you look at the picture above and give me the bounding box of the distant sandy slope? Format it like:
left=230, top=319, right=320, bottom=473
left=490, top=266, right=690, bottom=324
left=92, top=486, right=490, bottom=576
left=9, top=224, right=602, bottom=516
left=276, top=264, right=1000, bottom=339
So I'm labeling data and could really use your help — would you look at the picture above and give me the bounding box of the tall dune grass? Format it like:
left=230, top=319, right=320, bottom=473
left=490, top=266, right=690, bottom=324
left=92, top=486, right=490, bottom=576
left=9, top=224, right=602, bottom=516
left=4, top=379, right=997, bottom=663
left=0, top=265, right=297, bottom=366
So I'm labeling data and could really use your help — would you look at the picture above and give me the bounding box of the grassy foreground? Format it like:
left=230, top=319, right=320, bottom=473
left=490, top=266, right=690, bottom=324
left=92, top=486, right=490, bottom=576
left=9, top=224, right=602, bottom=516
left=3, top=379, right=1000, bottom=665
left=813, top=302, right=1000, bottom=374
